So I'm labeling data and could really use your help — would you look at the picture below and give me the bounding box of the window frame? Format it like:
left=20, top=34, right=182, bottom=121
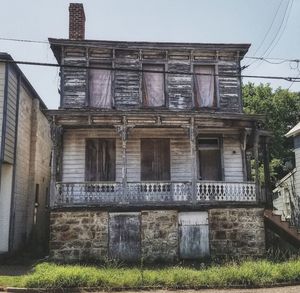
left=88, top=61, right=114, bottom=109
left=85, top=138, right=116, bottom=182
left=196, top=136, right=224, bottom=181
left=140, top=138, right=171, bottom=181
left=141, top=63, right=167, bottom=108
left=192, top=63, right=219, bottom=109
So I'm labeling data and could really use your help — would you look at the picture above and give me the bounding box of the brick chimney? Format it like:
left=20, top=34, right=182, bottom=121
left=69, top=3, right=85, bottom=40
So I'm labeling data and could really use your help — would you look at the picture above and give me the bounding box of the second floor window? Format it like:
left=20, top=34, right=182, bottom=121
left=142, top=64, right=165, bottom=107
left=85, top=138, right=116, bottom=181
left=194, top=65, right=216, bottom=108
left=89, top=63, right=112, bottom=108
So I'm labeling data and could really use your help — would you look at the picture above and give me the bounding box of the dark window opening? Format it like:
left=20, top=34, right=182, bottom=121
left=85, top=139, right=116, bottom=181
left=198, top=137, right=222, bottom=181
left=194, top=65, right=216, bottom=108
left=142, top=64, right=165, bottom=107
left=141, top=139, right=170, bottom=181
left=89, top=63, right=112, bottom=108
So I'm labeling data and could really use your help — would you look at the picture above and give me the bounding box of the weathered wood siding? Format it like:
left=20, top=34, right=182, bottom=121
left=168, top=60, right=193, bottom=109
left=62, top=129, right=122, bottom=182
left=114, top=50, right=140, bottom=108
left=223, top=135, right=243, bottom=182
left=61, top=46, right=242, bottom=112
left=62, top=47, right=87, bottom=108
left=62, top=129, right=243, bottom=183
left=0, top=63, right=5, bottom=154
left=3, top=67, right=18, bottom=164
left=218, top=60, right=241, bottom=111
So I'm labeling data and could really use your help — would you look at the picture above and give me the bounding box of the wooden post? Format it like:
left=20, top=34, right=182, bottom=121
left=189, top=117, right=197, bottom=203
left=116, top=116, right=133, bottom=201
left=262, top=137, right=272, bottom=208
left=49, top=120, right=61, bottom=207
left=253, top=130, right=260, bottom=202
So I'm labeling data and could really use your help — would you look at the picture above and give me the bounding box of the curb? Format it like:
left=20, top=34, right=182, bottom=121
left=4, top=282, right=300, bottom=293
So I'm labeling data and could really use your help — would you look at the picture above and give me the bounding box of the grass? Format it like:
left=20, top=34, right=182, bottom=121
left=1, top=259, right=300, bottom=289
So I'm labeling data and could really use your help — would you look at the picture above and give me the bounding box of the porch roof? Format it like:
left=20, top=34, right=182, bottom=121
left=45, top=109, right=265, bottom=129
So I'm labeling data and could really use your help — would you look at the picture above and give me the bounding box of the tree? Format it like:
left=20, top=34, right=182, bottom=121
left=242, top=82, right=300, bottom=183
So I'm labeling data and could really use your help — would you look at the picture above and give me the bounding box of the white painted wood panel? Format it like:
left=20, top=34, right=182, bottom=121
left=179, top=212, right=210, bottom=259
left=62, top=129, right=122, bottom=182
left=223, top=136, right=243, bottom=182
left=0, top=164, right=13, bottom=253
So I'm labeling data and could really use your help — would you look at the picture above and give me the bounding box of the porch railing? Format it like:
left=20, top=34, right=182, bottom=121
left=54, top=181, right=257, bottom=207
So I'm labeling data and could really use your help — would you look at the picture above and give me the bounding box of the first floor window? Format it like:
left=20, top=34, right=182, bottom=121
left=142, top=64, right=165, bottom=107
left=89, top=63, right=112, bottom=108
left=194, top=65, right=216, bottom=108
left=198, top=137, right=222, bottom=181
left=85, top=139, right=116, bottom=181
left=141, top=138, right=170, bottom=181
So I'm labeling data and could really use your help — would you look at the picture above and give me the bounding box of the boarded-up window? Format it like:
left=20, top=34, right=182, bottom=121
left=194, top=65, right=215, bottom=108
left=85, top=139, right=116, bottom=181
left=179, top=212, right=210, bottom=259
left=109, top=213, right=141, bottom=262
left=143, top=64, right=165, bottom=107
left=141, top=139, right=170, bottom=181
left=198, top=138, right=222, bottom=181
left=89, top=64, right=112, bottom=108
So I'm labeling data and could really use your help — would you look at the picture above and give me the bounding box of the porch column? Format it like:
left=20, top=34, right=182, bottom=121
left=49, top=121, right=62, bottom=207
left=115, top=117, right=133, bottom=200
left=262, top=136, right=272, bottom=208
left=189, top=118, right=197, bottom=203
left=253, top=130, right=260, bottom=202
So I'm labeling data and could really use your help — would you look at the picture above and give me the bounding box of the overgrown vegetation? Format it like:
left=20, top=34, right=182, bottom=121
left=243, top=83, right=300, bottom=185
left=1, top=259, right=300, bottom=289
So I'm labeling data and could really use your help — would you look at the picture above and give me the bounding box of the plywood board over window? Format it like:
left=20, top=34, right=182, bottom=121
left=85, top=139, right=116, bottom=181
left=141, top=139, right=170, bottom=181
left=89, top=63, right=112, bottom=108
left=142, top=64, right=165, bottom=107
left=194, top=65, right=215, bottom=108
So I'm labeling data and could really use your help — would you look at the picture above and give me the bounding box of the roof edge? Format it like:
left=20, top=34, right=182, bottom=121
left=0, top=52, right=47, bottom=110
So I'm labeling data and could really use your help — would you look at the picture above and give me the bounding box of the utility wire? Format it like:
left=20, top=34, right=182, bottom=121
left=1, top=58, right=300, bottom=82
left=251, top=0, right=284, bottom=58
left=265, top=0, right=294, bottom=58
left=252, top=0, right=292, bottom=69
left=1, top=36, right=300, bottom=65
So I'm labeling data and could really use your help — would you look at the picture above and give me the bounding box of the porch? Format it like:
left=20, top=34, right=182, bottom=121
left=54, top=180, right=258, bottom=207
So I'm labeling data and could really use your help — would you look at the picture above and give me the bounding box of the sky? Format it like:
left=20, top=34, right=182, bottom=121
left=0, top=0, right=299, bottom=109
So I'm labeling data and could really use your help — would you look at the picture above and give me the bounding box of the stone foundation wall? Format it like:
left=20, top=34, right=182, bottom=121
left=209, top=208, right=265, bottom=257
left=141, top=210, right=178, bottom=262
left=50, top=211, right=108, bottom=262
left=50, top=208, right=265, bottom=262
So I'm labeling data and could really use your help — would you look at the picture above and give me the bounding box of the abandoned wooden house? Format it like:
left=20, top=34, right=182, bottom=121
left=47, top=3, right=272, bottom=262
left=0, top=53, right=51, bottom=256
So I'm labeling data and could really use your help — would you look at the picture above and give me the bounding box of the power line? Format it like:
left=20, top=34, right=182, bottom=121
left=251, top=0, right=284, bottom=58
left=1, top=35, right=300, bottom=65
left=265, top=0, right=294, bottom=58
left=0, top=37, right=48, bottom=44
left=251, top=0, right=292, bottom=69
left=1, top=58, right=300, bottom=82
